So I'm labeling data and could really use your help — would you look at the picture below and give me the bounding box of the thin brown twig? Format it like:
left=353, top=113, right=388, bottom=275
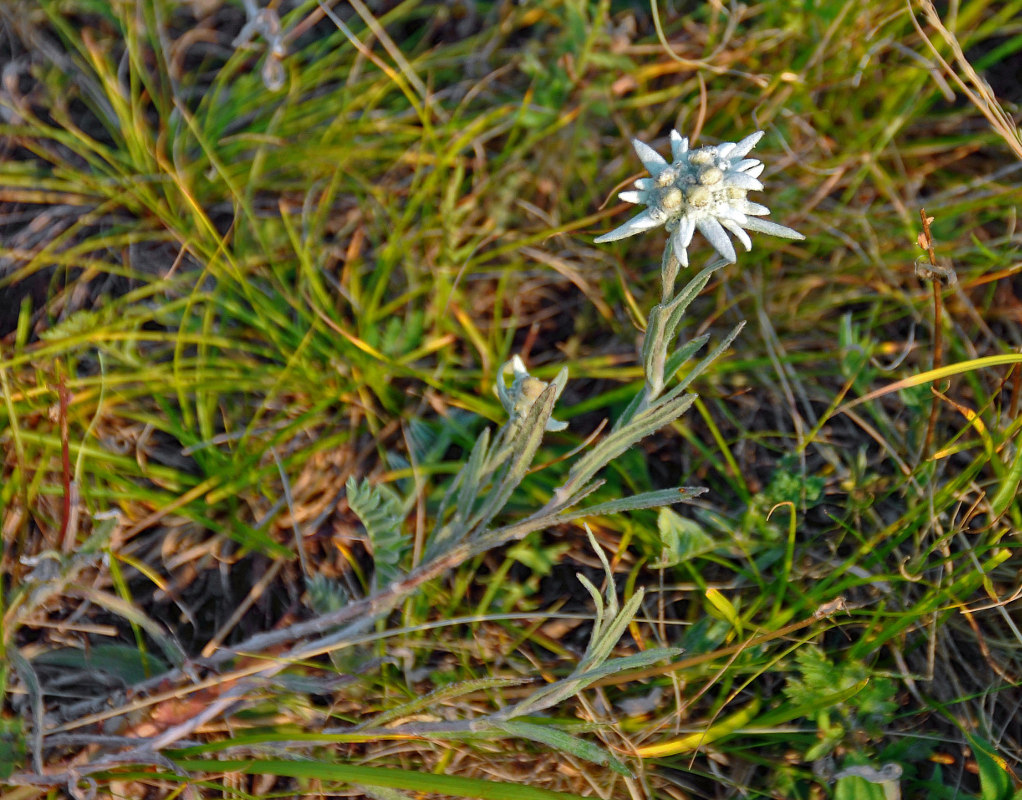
left=57, top=366, right=74, bottom=553
left=918, top=209, right=943, bottom=458
left=1009, top=364, right=1021, bottom=419
left=927, top=285, right=942, bottom=457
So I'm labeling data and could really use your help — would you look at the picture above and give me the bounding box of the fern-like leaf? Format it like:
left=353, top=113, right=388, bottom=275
left=345, top=476, right=407, bottom=590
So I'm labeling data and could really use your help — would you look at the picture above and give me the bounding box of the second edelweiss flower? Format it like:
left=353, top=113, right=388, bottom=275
left=496, top=356, right=568, bottom=432
left=595, top=130, right=805, bottom=265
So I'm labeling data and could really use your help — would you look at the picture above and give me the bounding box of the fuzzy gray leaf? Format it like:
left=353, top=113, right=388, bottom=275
left=562, top=487, right=707, bottom=520
left=492, top=720, right=631, bottom=777
left=659, top=321, right=745, bottom=406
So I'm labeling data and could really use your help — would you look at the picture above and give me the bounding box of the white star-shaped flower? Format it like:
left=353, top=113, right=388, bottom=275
left=595, top=130, right=805, bottom=265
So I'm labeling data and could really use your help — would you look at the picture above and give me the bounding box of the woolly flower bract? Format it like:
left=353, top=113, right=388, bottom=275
left=595, top=130, right=804, bottom=265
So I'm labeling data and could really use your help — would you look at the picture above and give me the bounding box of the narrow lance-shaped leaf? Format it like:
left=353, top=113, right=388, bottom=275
left=464, top=480, right=606, bottom=558
left=610, top=384, right=649, bottom=433
left=491, top=720, right=631, bottom=777
left=641, top=303, right=667, bottom=397
left=360, top=676, right=531, bottom=730
left=658, top=321, right=745, bottom=407
left=662, top=333, right=711, bottom=386
left=504, top=644, right=681, bottom=720
left=463, top=383, right=557, bottom=538
left=663, top=262, right=726, bottom=330
left=575, top=572, right=606, bottom=633
left=425, top=426, right=493, bottom=560
left=579, top=588, right=646, bottom=672
left=561, top=486, right=707, bottom=520
left=566, top=393, right=697, bottom=491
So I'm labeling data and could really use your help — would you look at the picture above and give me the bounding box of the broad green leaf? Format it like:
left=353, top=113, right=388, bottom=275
left=834, top=775, right=888, bottom=800
left=31, top=644, right=168, bottom=685
left=967, top=733, right=1013, bottom=800
left=652, top=507, right=716, bottom=567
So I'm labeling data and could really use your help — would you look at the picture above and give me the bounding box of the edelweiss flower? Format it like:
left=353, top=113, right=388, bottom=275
left=595, top=130, right=805, bottom=265
left=496, top=356, right=568, bottom=432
